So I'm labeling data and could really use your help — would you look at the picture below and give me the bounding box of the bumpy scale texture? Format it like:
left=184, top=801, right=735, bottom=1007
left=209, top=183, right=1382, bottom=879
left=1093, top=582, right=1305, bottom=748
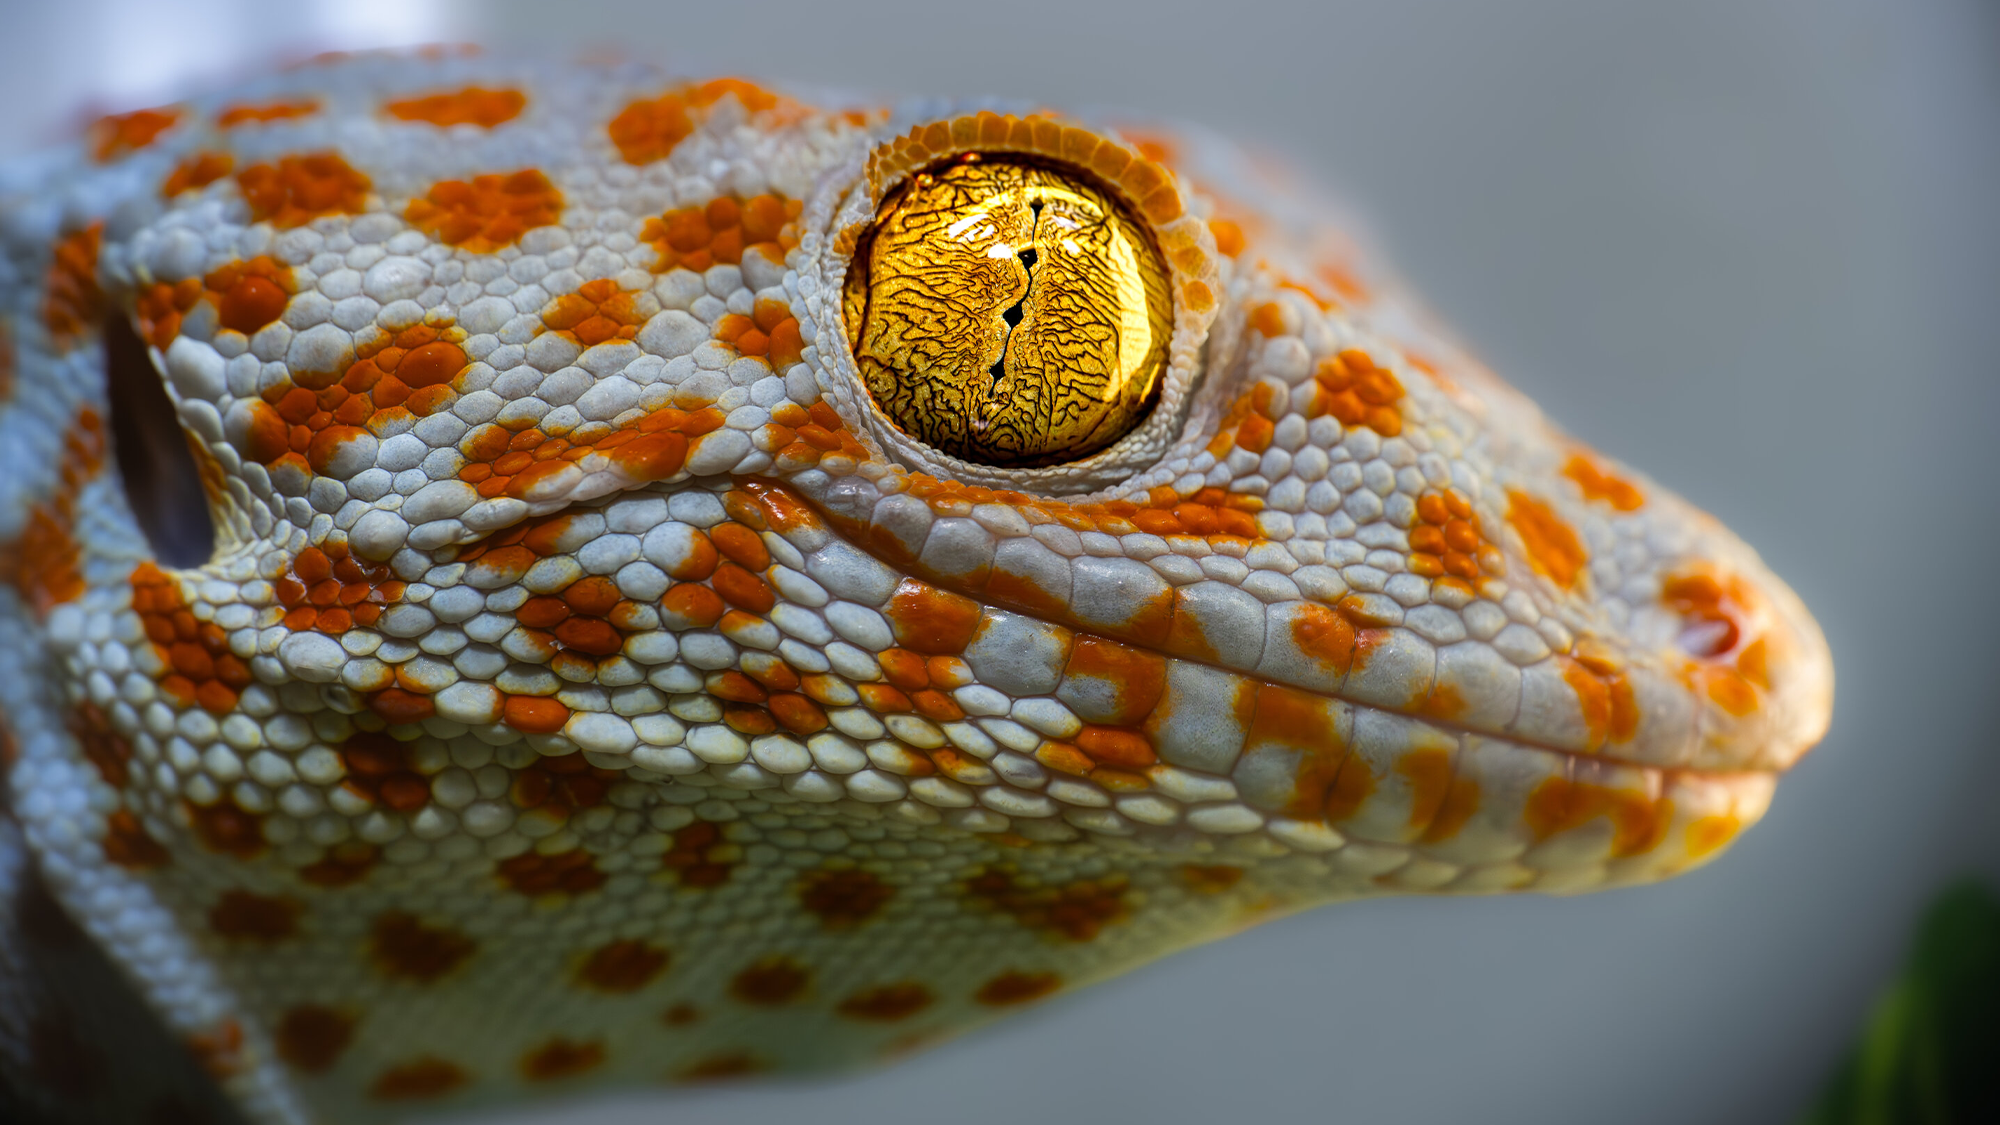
left=0, top=50, right=1832, bottom=1125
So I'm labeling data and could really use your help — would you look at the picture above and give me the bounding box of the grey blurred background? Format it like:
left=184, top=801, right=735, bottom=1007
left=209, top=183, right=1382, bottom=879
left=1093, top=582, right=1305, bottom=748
left=3, top=1, right=1997, bottom=1122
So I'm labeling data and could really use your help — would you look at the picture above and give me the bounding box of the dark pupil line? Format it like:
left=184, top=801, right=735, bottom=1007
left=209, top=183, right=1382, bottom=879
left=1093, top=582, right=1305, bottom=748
left=988, top=200, right=1043, bottom=390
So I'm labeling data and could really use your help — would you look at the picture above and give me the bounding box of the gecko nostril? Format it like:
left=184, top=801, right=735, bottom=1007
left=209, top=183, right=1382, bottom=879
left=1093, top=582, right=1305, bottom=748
left=104, top=311, right=215, bottom=568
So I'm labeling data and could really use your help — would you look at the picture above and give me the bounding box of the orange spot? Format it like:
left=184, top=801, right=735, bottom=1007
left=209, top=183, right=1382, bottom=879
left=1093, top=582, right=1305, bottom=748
left=975, top=970, right=1061, bottom=1006
left=798, top=868, right=895, bottom=929
left=102, top=809, right=169, bottom=869
left=339, top=732, right=431, bottom=812
left=162, top=151, right=235, bottom=197
left=1180, top=864, right=1244, bottom=893
left=1290, top=602, right=1359, bottom=676
left=1395, top=749, right=1456, bottom=837
left=90, top=106, right=178, bottom=162
left=964, top=866, right=1129, bottom=941
left=368, top=1057, right=467, bottom=1101
left=577, top=939, right=670, bottom=993
left=1060, top=636, right=1167, bottom=725
left=609, top=79, right=791, bottom=165
left=1240, top=680, right=1349, bottom=819
left=730, top=956, right=810, bottom=1005
left=1561, top=653, right=1641, bottom=748
left=299, top=842, right=378, bottom=887
left=189, top=796, right=265, bottom=859
left=1305, top=348, right=1403, bottom=437
left=275, top=1005, right=352, bottom=1074
left=661, top=820, right=736, bottom=888
left=883, top=579, right=982, bottom=654
left=368, top=912, right=474, bottom=982
left=1209, top=218, right=1246, bottom=257
left=1506, top=490, right=1587, bottom=589
left=41, top=224, right=103, bottom=349
left=1420, top=772, right=1481, bottom=845
left=676, top=1050, right=767, bottom=1082
left=837, top=983, right=934, bottom=1021
left=1524, top=777, right=1669, bottom=858
left=1248, top=302, right=1286, bottom=337
left=218, top=99, right=318, bottom=128
left=406, top=169, right=562, bottom=253
left=1563, top=453, right=1645, bottom=511
left=1686, top=814, right=1742, bottom=859
left=519, top=1038, right=604, bottom=1082
left=502, top=694, right=570, bottom=734
left=207, top=890, right=299, bottom=942
left=3, top=409, right=106, bottom=616
left=539, top=276, right=652, bottom=347
left=497, top=848, right=607, bottom=896
left=236, top=153, right=371, bottom=228
left=385, top=86, right=526, bottom=128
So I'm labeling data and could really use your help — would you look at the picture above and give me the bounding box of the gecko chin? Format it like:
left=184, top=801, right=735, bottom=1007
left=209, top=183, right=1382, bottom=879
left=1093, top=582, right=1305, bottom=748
left=0, top=54, right=1831, bottom=1119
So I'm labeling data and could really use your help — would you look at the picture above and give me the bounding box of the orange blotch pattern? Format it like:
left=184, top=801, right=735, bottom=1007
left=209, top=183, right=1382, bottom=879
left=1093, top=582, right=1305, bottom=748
left=964, top=866, right=1130, bottom=942
left=974, top=970, right=1062, bottom=1006
left=644, top=193, right=801, bottom=275
left=102, top=809, right=169, bottom=869
left=1506, top=489, right=1587, bottom=590
left=299, top=842, right=379, bottom=888
left=1180, top=864, right=1245, bottom=894
left=541, top=277, right=650, bottom=347
left=1561, top=650, right=1641, bottom=749
left=1524, top=777, right=1669, bottom=858
left=385, top=86, right=526, bottom=129
left=406, top=169, right=563, bottom=253
left=1563, top=453, right=1645, bottom=511
left=162, top=151, right=235, bottom=197
left=189, top=796, right=266, bottom=859
left=577, top=939, right=670, bottom=993
left=268, top=543, right=406, bottom=637
left=41, top=224, right=104, bottom=349
left=130, top=561, right=252, bottom=714
left=3, top=410, right=105, bottom=616
left=1685, top=813, right=1742, bottom=860
left=519, top=1038, right=605, bottom=1082
left=608, top=78, right=793, bottom=165
left=497, top=848, right=607, bottom=896
left=207, top=890, right=300, bottom=942
left=837, top=983, right=934, bottom=1021
left=1407, top=487, right=1504, bottom=583
left=509, top=751, right=623, bottom=819
left=339, top=732, right=431, bottom=812
left=369, top=912, right=475, bottom=982
left=136, top=255, right=295, bottom=349
left=662, top=820, right=736, bottom=888
left=369, top=1057, right=468, bottom=1101
left=218, top=99, right=319, bottom=128
left=275, top=1005, right=353, bottom=1074
left=729, top=955, right=811, bottom=1005
left=798, top=868, right=895, bottom=929
left=72, top=703, right=133, bottom=789
left=90, top=107, right=178, bottom=162
left=237, top=153, right=372, bottom=228
left=240, top=321, right=468, bottom=480
left=456, top=400, right=728, bottom=499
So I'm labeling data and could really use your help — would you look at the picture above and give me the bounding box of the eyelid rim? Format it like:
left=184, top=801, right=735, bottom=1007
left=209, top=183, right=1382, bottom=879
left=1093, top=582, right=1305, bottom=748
left=819, top=111, right=1225, bottom=497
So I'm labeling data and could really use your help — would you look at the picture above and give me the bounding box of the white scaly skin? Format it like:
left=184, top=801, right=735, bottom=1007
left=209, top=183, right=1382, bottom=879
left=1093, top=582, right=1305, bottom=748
left=0, top=51, right=1831, bottom=1125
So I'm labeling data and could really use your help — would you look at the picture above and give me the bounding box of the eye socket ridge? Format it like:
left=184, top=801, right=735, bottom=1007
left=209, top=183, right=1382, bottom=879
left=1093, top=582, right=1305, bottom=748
left=841, top=153, right=1174, bottom=469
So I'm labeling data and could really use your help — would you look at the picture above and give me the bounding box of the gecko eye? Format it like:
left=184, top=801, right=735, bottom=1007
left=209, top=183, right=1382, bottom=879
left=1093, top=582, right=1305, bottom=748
left=841, top=154, right=1174, bottom=468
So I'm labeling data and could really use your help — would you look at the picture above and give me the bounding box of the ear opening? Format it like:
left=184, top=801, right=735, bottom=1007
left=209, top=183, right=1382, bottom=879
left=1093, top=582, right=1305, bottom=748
left=104, top=313, right=216, bottom=567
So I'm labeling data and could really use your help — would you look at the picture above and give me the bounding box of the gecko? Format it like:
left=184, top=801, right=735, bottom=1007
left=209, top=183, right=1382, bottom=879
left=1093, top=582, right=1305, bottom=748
left=0, top=48, right=1833, bottom=1125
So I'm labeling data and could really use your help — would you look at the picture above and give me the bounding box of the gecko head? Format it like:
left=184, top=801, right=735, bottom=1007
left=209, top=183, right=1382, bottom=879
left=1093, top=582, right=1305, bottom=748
left=80, top=97, right=1828, bottom=922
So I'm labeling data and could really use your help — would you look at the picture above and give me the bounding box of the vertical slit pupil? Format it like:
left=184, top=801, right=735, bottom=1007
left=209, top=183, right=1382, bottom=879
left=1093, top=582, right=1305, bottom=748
left=990, top=206, right=1044, bottom=385
left=104, top=312, right=217, bottom=567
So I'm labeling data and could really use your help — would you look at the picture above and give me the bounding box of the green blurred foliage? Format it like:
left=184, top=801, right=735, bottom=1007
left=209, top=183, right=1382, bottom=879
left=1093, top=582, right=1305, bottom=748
left=1802, top=880, right=2000, bottom=1125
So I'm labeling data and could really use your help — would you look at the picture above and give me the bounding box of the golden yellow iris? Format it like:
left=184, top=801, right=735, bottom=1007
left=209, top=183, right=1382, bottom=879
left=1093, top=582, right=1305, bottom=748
left=842, top=155, right=1173, bottom=467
